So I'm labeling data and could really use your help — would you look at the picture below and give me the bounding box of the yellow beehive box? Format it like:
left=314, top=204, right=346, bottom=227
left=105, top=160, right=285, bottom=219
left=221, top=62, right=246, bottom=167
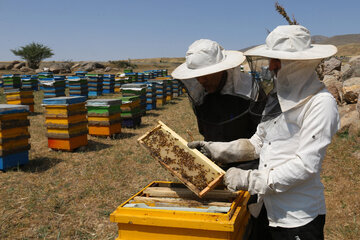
left=138, top=121, right=225, bottom=198
left=110, top=181, right=250, bottom=240
left=44, top=103, right=87, bottom=118
left=45, top=114, right=87, bottom=128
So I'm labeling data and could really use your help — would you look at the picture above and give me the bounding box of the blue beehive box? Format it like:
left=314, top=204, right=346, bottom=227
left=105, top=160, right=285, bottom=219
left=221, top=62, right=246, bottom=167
left=0, top=104, right=30, bottom=171
left=42, top=96, right=87, bottom=105
left=102, top=74, right=115, bottom=94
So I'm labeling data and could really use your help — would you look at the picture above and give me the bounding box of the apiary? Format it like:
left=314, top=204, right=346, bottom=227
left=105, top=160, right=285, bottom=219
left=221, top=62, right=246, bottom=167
left=43, top=96, right=88, bottom=151
left=102, top=74, right=115, bottom=94
left=5, top=89, right=35, bottom=113
left=21, top=75, right=38, bottom=91
left=2, top=74, right=21, bottom=89
left=39, top=76, right=66, bottom=98
left=86, top=74, right=103, bottom=97
left=138, top=121, right=225, bottom=198
left=119, top=96, right=142, bottom=128
left=68, top=76, right=88, bottom=98
left=86, top=99, right=122, bottom=136
left=110, top=181, right=250, bottom=240
left=0, top=104, right=30, bottom=171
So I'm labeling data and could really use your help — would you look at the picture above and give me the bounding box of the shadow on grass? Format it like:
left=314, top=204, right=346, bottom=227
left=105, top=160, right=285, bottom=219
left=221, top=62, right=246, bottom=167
left=20, top=157, right=62, bottom=173
left=75, top=139, right=112, bottom=152
left=115, top=132, right=137, bottom=139
left=135, top=123, right=150, bottom=129
left=145, top=112, right=160, bottom=117
left=29, top=112, right=43, bottom=116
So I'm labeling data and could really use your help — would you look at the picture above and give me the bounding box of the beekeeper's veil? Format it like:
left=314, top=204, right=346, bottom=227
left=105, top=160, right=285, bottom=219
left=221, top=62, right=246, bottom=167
left=245, top=25, right=337, bottom=112
left=171, top=39, right=259, bottom=105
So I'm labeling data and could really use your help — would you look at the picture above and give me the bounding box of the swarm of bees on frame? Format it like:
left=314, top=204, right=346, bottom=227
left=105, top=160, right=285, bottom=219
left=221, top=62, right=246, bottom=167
left=142, top=129, right=215, bottom=190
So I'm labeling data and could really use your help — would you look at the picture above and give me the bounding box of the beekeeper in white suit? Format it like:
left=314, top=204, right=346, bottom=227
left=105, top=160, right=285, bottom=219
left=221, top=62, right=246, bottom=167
left=188, top=25, right=339, bottom=239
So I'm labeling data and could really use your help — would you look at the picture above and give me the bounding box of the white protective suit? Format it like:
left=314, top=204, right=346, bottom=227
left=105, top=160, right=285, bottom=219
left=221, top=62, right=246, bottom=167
left=223, top=59, right=340, bottom=228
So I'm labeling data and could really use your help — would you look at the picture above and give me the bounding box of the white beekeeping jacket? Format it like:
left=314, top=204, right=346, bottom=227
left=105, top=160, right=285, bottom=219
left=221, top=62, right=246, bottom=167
left=248, top=60, right=340, bottom=227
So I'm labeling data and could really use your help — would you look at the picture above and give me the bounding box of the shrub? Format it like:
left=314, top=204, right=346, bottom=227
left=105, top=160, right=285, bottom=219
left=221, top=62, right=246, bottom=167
left=11, top=42, right=54, bottom=69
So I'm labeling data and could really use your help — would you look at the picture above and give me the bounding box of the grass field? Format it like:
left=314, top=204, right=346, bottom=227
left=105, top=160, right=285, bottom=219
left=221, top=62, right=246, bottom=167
left=0, top=90, right=359, bottom=239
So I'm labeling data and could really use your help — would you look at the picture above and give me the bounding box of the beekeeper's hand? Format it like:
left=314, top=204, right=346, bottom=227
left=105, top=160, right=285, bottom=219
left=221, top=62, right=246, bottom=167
left=187, top=141, right=212, bottom=158
left=188, top=139, right=258, bottom=164
left=224, top=167, right=274, bottom=195
left=224, top=167, right=250, bottom=192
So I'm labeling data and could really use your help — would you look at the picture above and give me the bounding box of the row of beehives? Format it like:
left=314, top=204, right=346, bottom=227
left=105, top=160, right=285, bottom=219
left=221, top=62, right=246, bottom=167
left=1, top=73, right=185, bottom=101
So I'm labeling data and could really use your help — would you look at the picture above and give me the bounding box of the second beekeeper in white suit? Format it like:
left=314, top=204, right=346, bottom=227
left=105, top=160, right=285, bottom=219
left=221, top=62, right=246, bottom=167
left=188, top=25, right=340, bottom=239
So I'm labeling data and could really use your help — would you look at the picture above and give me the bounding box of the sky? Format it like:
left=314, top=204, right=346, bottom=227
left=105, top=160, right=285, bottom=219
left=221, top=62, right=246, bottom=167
left=0, top=0, right=359, bottom=61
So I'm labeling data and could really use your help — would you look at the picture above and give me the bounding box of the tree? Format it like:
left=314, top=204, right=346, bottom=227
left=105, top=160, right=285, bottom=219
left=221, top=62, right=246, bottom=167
left=11, top=42, right=54, bottom=69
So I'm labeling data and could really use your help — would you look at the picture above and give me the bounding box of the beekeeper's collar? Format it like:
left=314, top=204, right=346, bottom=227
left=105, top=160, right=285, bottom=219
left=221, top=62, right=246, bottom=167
left=181, top=66, right=257, bottom=106
left=275, top=59, right=325, bottom=112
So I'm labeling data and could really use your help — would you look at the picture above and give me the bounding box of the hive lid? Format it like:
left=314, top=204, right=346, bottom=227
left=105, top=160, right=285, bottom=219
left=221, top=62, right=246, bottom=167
left=42, top=96, right=87, bottom=105
left=86, top=99, right=122, bottom=107
left=0, top=104, right=29, bottom=114
left=121, top=83, right=147, bottom=88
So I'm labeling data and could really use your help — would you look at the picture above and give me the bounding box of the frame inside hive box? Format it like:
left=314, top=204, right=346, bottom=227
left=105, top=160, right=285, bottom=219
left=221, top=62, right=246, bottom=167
left=138, top=121, right=225, bottom=198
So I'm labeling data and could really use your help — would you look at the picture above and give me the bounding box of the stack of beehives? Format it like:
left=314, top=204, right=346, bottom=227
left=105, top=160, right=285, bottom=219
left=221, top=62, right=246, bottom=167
left=21, top=75, right=38, bottom=91
left=114, top=73, right=126, bottom=93
left=39, top=75, right=66, bottom=98
left=121, top=83, right=147, bottom=116
left=0, top=104, right=30, bottom=171
left=37, top=72, right=53, bottom=81
left=102, top=74, right=115, bottom=94
left=137, top=72, right=144, bottom=83
left=2, top=74, right=21, bottom=90
left=5, top=89, right=35, bottom=113
left=165, top=80, right=173, bottom=101
left=146, top=82, right=157, bottom=110
left=75, top=71, right=88, bottom=77
left=153, top=80, right=167, bottom=106
left=86, top=99, right=122, bottom=137
left=172, top=79, right=180, bottom=98
left=119, top=96, right=142, bottom=128
left=125, top=72, right=137, bottom=83
left=43, top=96, right=88, bottom=151
left=86, top=73, right=103, bottom=97
left=162, top=69, right=168, bottom=77
left=68, top=76, right=88, bottom=98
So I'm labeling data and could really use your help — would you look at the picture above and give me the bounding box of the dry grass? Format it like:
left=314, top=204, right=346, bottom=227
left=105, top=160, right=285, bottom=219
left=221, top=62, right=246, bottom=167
left=0, top=89, right=359, bottom=239
left=0, top=90, right=202, bottom=239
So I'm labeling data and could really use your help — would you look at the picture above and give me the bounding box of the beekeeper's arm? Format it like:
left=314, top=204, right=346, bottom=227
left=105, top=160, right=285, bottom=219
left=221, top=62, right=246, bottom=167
left=187, top=138, right=259, bottom=164
left=225, top=95, right=340, bottom=195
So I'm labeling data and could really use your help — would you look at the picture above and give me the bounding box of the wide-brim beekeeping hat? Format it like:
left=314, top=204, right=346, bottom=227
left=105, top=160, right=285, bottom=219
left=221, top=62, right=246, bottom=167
left=171, top=39, right=246, bottom=80
left=245, top=25, right=337, bottom=60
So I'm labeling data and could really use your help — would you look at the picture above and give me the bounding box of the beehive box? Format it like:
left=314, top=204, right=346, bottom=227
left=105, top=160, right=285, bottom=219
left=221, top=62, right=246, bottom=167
left=5, top=89, right=35, bottom=113
left=0, top=104, right=30, bottom=171
left=110, top=181, right=250, bottom=240
left=138, top=121, right=225, bottom=198
left=43, top=97, right=88, bottom=151
left=86, top=99, right=122, bottom=136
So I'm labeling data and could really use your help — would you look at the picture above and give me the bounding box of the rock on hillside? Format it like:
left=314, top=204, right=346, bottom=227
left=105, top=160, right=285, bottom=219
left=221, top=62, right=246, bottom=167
left=349, top=56, right=360, bottom=77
